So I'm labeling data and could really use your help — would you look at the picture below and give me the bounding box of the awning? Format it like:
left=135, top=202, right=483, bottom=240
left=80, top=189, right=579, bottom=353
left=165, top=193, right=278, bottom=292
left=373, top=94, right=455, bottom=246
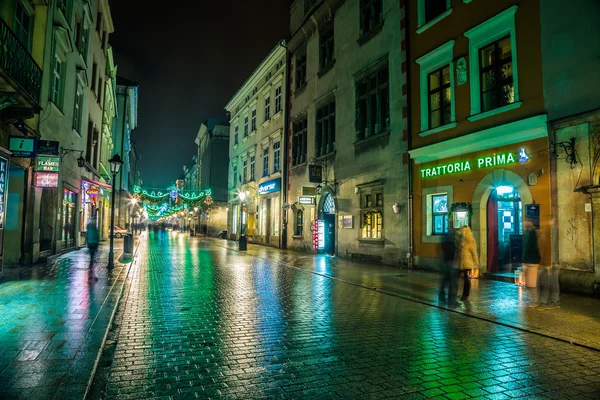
left=82, top=177, right=112, bottom=190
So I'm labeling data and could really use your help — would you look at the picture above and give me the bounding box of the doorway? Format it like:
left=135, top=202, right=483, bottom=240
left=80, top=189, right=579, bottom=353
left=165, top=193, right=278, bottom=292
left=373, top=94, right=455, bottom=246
left=321, top=193, right=336, bottom=255
left=487, top=185, right=522, bottom=273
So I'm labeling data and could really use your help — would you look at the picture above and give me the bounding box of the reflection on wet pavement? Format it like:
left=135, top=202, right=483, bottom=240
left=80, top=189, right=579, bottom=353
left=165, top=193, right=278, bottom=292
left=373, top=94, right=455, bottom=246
left=95, top=232, right=600, bottom=399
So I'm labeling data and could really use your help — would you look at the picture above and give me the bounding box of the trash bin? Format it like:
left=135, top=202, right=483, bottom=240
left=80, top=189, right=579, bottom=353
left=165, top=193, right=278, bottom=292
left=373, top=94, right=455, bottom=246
left=238, top=234, right=247, bottom=251
left=124, top=233, right=134, bottom=255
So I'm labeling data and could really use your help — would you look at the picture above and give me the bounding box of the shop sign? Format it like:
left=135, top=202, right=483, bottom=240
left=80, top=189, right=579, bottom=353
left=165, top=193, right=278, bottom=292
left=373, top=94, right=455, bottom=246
left=258, top=178, right=281, bottom=195
left=308, top=164, right=323, bottom=183
left=9, top=136, right=37, bottom=158
left=86, top=188, right=100, bottom=197
left=35, top=172, right=59, bottom=188
left=312, top=220, right=319, bottom=250
left=0, top=156, right=7, bottom=230
left=36, top=156, right=60, bottom=172
left=37, top=140, right=60, bottom=156
left=298, top=196, right=314, bottom=205
left=420, top=149, right=529, bottom=179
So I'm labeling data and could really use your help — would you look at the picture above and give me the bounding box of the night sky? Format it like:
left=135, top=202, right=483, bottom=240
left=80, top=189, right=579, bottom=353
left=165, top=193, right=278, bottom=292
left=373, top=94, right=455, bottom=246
left=110, top=1, right=290, bottom=188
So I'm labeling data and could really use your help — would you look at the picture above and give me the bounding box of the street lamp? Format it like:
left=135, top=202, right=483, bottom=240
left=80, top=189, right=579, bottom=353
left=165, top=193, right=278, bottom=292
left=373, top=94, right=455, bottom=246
left=108, top=153, right=123, bottom=269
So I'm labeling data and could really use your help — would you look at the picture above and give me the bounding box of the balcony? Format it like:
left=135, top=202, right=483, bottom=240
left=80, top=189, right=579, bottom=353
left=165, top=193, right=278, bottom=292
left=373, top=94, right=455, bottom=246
left=0, top=17, right=42, bottom=107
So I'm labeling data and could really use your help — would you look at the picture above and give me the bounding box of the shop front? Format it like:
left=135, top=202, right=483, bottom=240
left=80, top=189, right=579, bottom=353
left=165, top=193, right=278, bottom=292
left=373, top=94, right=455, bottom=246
left=0, top=149, right=9, bottom=271
left=255, top=178, right=281, bottom=247
left=80, top=178, right=111, bottom=245
left=410, top=127, right=551, bottom=276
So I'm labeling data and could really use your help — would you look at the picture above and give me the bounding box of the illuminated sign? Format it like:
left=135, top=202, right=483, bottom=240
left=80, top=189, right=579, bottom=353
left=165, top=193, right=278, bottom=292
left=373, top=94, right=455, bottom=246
left=36, top=156, right=60, bottom=172
left=37, top=140, right=60, bottom=156
left=9, top=136, right=37, bottom=158
left=298, top=196, right=314, bottom=205
left=420, top=149, right=527, bottom=178
left=35, top=172, right=59, bottom=188
left=86, top=188, right=100, bottom=197
left=317, top=220, right=325, bottom=249
left=312, top=220, right=319, bottom=250
left=258, top=178, right=281, bottom=195
left=0, top=156, right=7, bottom=230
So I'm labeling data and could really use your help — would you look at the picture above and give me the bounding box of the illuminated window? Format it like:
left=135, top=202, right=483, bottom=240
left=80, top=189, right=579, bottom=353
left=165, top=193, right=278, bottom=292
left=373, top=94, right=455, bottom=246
left=431, top=194, right=448, bottom=235
left=295, top=209, right=304, bottom=236
left=360, top=188, right=383, bottom=239
left=479, top=37, right=514, bottom=112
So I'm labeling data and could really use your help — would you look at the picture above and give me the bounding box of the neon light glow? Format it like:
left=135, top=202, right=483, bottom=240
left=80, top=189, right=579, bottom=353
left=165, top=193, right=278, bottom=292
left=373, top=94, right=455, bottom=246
left=420, top=149, right=527, bottom=179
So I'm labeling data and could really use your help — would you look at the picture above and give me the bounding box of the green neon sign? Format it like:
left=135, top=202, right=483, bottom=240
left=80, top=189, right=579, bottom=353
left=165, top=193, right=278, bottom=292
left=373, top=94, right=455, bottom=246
left=421, top=150, right=522, bottom=178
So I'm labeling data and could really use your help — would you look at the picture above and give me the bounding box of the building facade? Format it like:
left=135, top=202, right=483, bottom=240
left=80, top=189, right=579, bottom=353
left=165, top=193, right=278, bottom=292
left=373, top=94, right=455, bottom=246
left=195, top=117, right=229, bottom=237
left=407, top=0, right=551, bottom=276
left=286, top=0, right=409, bottom=264
left=225, top=44, right=287, bottom=247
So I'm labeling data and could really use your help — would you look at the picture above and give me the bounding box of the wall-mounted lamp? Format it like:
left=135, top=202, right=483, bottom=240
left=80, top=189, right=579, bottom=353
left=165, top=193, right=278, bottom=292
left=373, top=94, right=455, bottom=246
left=60, top=148, right=85, bottom=167
left=392, top=203, right=401, bottom=214
left=354, top=187, right=359, bottom=194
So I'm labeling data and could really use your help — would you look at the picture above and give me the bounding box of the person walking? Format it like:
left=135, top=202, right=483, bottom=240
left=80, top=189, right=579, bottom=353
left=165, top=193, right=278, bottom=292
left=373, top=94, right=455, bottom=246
left=439, top=235, right=458, bottom=306
left=456, top=226, right=479, bottom=301
left=87, top=215, right=99, bottom=281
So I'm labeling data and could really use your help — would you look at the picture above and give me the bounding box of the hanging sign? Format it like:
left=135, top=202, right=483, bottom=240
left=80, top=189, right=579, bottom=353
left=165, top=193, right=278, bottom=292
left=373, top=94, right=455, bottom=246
left=298, top=196, right=315, bottom=205
left=37, top=140, right=60, bottom=156
left=36, top=156, right=60, bottom=172
left=258, top=178, right=281, bottom=195
left=420, top=148, right=529, bottom=178
left=309, top=164, right=323, bottom=183
left=34, top=172, right=59, bottom=188
left=86, top=188, right=100, bottom=197
left=9, top=136, right=38, bottom=158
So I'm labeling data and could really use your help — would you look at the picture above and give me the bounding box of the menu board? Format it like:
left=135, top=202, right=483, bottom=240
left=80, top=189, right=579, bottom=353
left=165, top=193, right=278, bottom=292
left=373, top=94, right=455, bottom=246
left=0, top=156, right=7, bottom=231
left=525, top=204, right=540, bottom=229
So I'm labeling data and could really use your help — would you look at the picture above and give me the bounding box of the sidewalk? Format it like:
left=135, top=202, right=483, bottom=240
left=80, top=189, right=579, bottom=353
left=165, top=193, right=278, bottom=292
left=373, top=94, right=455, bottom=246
left=213, top=238, right=600, bottom=351
left=0, top=236, right=140, bottom=399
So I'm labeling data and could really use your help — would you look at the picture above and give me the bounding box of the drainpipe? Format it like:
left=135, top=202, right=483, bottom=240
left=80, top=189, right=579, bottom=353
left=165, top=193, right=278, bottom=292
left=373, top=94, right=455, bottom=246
left=405, top=1, right=415, bottom=269
left=279, top=38, right=290, bottom=250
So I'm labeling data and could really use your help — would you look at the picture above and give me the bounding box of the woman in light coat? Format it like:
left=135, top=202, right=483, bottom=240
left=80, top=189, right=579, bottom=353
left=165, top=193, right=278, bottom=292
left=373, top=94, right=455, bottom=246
left=455, top=226, right=479, bottom=300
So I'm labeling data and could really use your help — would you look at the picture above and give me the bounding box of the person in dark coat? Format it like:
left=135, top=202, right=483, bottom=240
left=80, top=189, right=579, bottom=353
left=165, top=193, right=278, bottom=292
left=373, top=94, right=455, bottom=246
left=439, top=235, right=458, bottom=306
left=87, top=216, right=99, bottom=281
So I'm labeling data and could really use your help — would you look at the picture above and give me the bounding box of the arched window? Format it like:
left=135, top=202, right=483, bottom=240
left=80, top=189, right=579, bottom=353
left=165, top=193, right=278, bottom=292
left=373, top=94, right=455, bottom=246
left=323, top=194, right=336, bottom=213
left=295, top=209, right=304, bottom=236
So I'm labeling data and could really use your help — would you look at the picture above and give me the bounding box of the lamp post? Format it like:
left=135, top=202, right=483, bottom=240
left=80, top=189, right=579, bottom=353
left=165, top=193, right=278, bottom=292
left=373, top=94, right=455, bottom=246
left=108, top=154, right=123, bottom=269
left=130, top=198, right=137, bottom=235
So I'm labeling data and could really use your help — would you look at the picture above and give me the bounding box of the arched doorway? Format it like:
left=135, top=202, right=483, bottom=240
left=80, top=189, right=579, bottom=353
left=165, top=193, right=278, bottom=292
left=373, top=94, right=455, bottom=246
left=319, top=192, right=336, bottom=255
left=471, top=169, right=533, bottom=274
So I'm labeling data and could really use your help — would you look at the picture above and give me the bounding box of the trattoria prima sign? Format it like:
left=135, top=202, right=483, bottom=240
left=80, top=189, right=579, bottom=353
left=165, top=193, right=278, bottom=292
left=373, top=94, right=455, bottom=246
left=420, top=148, right=529, bottom=178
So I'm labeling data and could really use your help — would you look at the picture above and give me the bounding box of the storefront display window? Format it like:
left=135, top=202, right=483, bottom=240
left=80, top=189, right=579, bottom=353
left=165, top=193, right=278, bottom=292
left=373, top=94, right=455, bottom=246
left=432, top=194, right=448, bottom=235
left=295, top=209, right=303, bottom=236
left=272, top=195, right=280, bottom=236
left=62, top=188, right=77, bottom=248
left=360, top=189, right=383, bottom=239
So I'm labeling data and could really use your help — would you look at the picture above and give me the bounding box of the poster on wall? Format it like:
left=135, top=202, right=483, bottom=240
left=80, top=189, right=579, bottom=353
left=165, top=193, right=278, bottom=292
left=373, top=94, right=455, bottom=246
left=525, top=204, right=540, bottom=229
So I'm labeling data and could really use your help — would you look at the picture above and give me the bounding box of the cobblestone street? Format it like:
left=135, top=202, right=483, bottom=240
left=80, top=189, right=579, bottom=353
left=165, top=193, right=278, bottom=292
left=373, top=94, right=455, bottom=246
left=89, top=231, right=600, bottom=399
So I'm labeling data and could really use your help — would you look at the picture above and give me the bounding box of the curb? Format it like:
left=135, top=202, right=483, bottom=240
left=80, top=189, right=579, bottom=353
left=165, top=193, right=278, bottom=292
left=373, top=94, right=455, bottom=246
left=216, top=241, right=600, bottom=353
left=82, top=236, right=143, bottom=399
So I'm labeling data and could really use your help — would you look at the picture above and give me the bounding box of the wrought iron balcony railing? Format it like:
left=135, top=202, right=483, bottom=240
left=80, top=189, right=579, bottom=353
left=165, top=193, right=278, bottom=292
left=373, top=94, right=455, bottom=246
left=0, top=17, right=42, bottom=105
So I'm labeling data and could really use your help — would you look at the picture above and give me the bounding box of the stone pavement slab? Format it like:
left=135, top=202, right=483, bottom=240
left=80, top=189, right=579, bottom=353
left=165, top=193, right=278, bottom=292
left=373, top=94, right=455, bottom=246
left=0, top=237, right=140, bottom=399
left=91, top=231, right=600, bottom=399
left=214, top=239, right=600, bottom=351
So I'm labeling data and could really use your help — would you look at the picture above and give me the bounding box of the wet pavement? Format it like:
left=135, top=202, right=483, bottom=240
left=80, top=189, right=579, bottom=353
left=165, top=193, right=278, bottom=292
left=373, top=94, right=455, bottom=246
left=0, top=238, right=137, bottom=399
left=213, top=240, right=600, bottom=352
left=90, top=231, right=600, bottom=399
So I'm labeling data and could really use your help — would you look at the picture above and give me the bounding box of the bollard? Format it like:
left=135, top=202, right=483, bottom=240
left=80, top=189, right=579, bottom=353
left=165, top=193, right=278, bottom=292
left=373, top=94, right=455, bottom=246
left=238, top=234, right=247, bottom=251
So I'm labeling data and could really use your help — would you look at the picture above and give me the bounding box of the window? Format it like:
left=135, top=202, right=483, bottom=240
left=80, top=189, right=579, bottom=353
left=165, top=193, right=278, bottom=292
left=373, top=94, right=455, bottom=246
left=76, top=18, right=89, bottom=57
left=57, top=0, right=68, bottom=16
left=73, top=84, right=83, bottom=132
left=85, top=120, right=93, bottom=162
left=244, top=115, right=249, bottom=138
left=360, top=189, right=383, bottom=240
left=51, top=56, right=64, bottom=108
left=232, top=164, right=238, bottom=186
left=251, top=108, right=257, bottom=132
left=319, top=24, right=334, bottom=71
left=428, top=66, right=451, bottom=129
left=273, top=141, right=280, bottom=173
left=275, top=86, right=282, bottom=114
left=479, top=37, right=514, bottom=113
left=425, top=0, right=448, bottom=24
left=91, top=61, right=98, bottom=94
left=292, top=117, right=308, bottom=166
left=295, top=46, right=307, bottom=89
left=98, top=78, right=104, bottom=105
left=92, top=129, right=100, bottom=168
left=359, top=0, right=383, bottom=36
left=356, top=64, right=389, bottom=140
left=264, top=96, right=271, bottom=121
left=242, top=158, right=248, bottom=183
left=15, top=1, right=32, bottom=49
left=96, top=12, right=102, bottom=34
left=464, top=6, right=519, bottom=119
left=234, top=124, right=239, bottom=145
left=416, top=41, right=455, bottom=133
left=250, top=155, right=255, bottom=181
left=295, top=209, right=304, bottom=236
left=431, top=194, right=448, bottom=235
left=263, top=147, right=269, bottom=177
left=316, top=100, right=335, bottom=157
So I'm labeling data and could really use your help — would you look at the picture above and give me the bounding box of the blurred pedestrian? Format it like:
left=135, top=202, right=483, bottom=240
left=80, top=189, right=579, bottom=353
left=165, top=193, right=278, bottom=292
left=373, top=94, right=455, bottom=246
left=456, top=226, right=479, bottom=301
left=87, top=215, right=99, bottom=281
left=439, top=234, right=458, bottom=306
